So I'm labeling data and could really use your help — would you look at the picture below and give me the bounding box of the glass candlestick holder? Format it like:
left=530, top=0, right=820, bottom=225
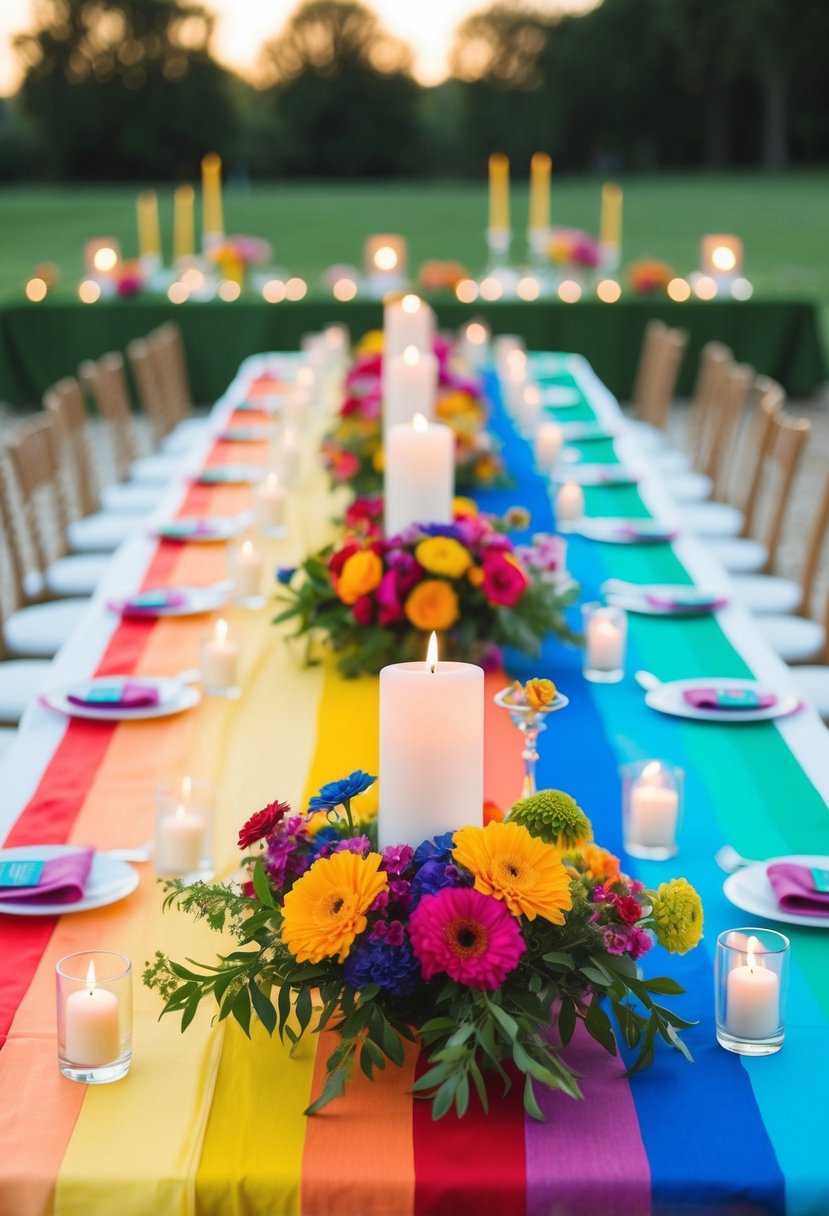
left=715, top=928, right=789, bottom=1056
left=494, top=683, right=570, bottom=799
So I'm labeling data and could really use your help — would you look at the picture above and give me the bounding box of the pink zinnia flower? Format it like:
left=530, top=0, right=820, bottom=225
left=408, top=886, right=525, bottom=990
left=482, top=551, right=529, bottom=608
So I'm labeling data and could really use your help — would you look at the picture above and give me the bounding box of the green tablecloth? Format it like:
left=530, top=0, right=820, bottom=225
left=0, top=296, right=824, bottom=408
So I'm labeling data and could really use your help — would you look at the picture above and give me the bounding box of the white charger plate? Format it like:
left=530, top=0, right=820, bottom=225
left=0, top=845, right=139, bottom=917
left=573, top=517, right=679, bottom=544
left=218, top=428, right=272, bottom=443
left=155, top=515, right=251, bottom=542
left=108, top=584, right=228, bottom=618
left=603, top=583, right=727, bottom=617
left=645, top=676, right=801, bottom=724
left=723, top=855, right=829, bottom=928
left=560, top=421, right=619, bottom=442
left=553, top=465, right=640, bottom=487
left=196, top=465, right=265, bottom=485
left=41, top=676, right=201, bottom=722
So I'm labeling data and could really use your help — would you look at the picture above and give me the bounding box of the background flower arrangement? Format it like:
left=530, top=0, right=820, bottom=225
left=626, top=257, right=675, bottom=295
left=274, top=506, right=579, bottom=677
left=145, top=758, right=703, bottom=1122
left=546, top=227, right=602, bottom=273
left=320, top=332, right=508, bottom=497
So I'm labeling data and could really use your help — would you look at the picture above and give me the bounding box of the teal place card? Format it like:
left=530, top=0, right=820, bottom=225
left=0, top=859, right=46, bottom=888
left=810, top=867, right=829, bottom=893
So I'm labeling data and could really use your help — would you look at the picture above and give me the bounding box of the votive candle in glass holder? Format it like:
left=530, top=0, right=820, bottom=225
left=583, top=602, right=626, bottom=683
left=155, top=797, right=213, bottom=880
left=200, top=617, right=241, bottom=698
left=255, top=470, right=287, bottom=538
left=534, top=421, right=564, bottom=472
left=155, top=775, right=214, bottom=817
left=555, top=480, right=585, bottom=525
left=229, top=538, right=265, bottom=608
left=621, top=759, right=683, bottom=859
left=715, top=928, right=789, bottom=1056
left=56, top=950, right=132, bottom=1083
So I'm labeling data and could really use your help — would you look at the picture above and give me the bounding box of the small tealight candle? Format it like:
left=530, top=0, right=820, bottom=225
left=157, top=803, right=205, bottom=876
left=583, top=602, right=626, bottom=683
left=623, top=760, right=682, bottom=859
left=230, top=539, right=264, bottom=606
left=716, top=928, right=788, bottom=1056
left=200, top=618, right=240, bottom=696
left=256, top=471, right=287, bottom=537
left=555, top=481, right=585, bottom=523
left=535, top=421, right=564, bottom=472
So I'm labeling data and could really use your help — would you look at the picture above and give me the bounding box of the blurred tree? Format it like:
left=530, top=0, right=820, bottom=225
left=15, top=0, right=241, bottom=179
left=258, top=1, right=422, bottom=177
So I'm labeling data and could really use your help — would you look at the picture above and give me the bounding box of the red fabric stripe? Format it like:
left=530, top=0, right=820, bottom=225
left=412, top=1054, right=528, bottom=1215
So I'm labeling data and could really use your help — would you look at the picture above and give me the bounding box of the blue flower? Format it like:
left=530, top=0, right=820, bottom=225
left=410, top=858, right=466, bottom=903
left=412, top=831, right=455, bottom=867
left=276, top=566, right=296, bottom=585
left=308, top=770, right=377, bottom=812
left=419, top=524, right=465, bottom=540
left=343, top=937, right=421, bottom=997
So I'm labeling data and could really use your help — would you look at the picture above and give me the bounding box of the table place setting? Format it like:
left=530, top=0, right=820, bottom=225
left=720, top=851, right=829, bottom=928
left=0, top=844, right=140, bottom=916
left=552, top=463, right=642, bottom=487
left=634, top=670, right=803, bottom=722
left=558, top=419, right=620, bottom=442
left=601, top=578, right=730, bottom=616
left=568, top=516, right=680, bottom=544
left=39, top=674, right=202, bottom=721
left=539, top=384, right=582, bottom=408
left=194, top=464, right=266, bottom=486
left=153, top=512, right=254, bottom=542
left=107, top=583, right=230, bottom=618
left=217, top=425, right=273, bottom=443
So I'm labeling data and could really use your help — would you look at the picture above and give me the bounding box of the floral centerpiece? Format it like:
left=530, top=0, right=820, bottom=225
left=208, top=236, right=272, bottom=287
left=321, top=332, right=508, bottom=497
left=145, top=756, right=703, bottom=1121
left=547, top=227, right=602, bottom=275
left=274, top=505, right=579, bottom=677
left=627, top=258, right=674, bottom=296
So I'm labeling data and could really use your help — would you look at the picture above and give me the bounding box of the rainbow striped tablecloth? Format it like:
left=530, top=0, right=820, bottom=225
left=0, top=352, right=827, bottom=1216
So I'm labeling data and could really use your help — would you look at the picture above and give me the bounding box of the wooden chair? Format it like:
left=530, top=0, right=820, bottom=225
left=127, top=337, right=175, bottom=447
left=651, top=341, right=731, bottom=496
left=645, top=327, right=689, bottom=432
left=630, top=320, right=668, bottom=420
left=5, top=414, right=111, bottom=599
left=146, top=322, right=210, bottom=454
left=44, top=378, right=140, bottom=550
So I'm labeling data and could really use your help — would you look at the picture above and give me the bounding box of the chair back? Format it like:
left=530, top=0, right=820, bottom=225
left=701, top=362, right=753, bottom=501
left=631, top=320, right=668, bottom=421
left=800, top=473, right=829, bottom=627
left=0, top=458, right=28, bottom=636
left=127, top=337, right=173, bottom=446
left=147, top=323, right=191, bottom=429
left=739, top=378, right=784, bottom=537
left=5, top=413, right=70, bottom=574
left=646, top=326, right=688, bottom=431
left=761, top=408, right=810, bottom=573
left=688, top=341, right=731, bottom=473
left=45, top=376, right=99, bottom=519
left=79, top=352, right=139, bottom=482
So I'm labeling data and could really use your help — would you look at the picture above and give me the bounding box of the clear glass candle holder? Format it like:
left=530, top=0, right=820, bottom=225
left=715, top=928, right=789, bottom=1056
left=255, top=470, right=287, bottom=539
left=621, top=760, right=683, bottom=860
left=228, top=538, right=265, bottom=609
left=583, top=602, right=627, bottom=683
left=56, top=950, right=132, bottom=1083
left=200, top=621, right=241, bottom=699
left=154, top=796, right=214, bottom=882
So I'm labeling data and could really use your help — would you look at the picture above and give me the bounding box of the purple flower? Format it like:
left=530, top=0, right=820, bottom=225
left=343, top=937, right=421, bottom=996
left=602, top=926, right=629, bottom=955
left=263, top=815, right=312, bottom=891
left=411, top=858, right=466, bottom=902
left=419, top=523, right=465, bottom=541
left=382, top=844, right=415, bottom=876
left=331, top=835, right=372, bottom=856
left=626, top=927, right=653, bottom=961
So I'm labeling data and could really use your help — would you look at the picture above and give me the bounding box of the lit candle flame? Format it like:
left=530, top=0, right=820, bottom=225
left=86, top=960, right=97, bottom=991
left=712, top=245, right=737, bottom=272
left=182, top=775, right=192, bottom=802
left=641, top=760, right=662, bottom=784
left=403, top=345, right=419, bottom=366
left=412, top=413, right=428, bottom=433
left=175, top=803, right=187, bottom=822
left=426, top=631, right=439, bottom=674
left=215, top=618, right=228, bottom=644
left=747, top=935, right=762, bottom=973
left=242, top=540, right=254, bottom=557
left=401, top=293, right=421, bottom=314
left=375, top=245, right=398, bottom=271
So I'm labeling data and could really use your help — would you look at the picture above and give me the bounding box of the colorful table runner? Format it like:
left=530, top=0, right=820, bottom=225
left=0, top=353, right=827, bottom=1216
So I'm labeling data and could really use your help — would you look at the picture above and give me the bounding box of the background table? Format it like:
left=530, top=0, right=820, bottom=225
left=1, top=352, right=828, bottom=1216
left=0, top=296, right=825, bottom=408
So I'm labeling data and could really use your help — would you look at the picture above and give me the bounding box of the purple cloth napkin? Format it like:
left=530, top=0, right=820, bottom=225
left=0, top=849, right=94, bottom=906
left=115, top=590, right=188, bottom=617
left=618, top=524, right=678, bottom=543
left=683, top=687, right=777, bottom=711
left=67, top=681, right=161, bottom=710
left=767, top=863, right=829, bottom=916
left=645, top=592, right=728, bottom=613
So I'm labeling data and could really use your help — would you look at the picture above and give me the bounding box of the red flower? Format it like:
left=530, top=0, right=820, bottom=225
left=481, top=552, right=529, bottom=608
left=352, top=594, right=374, bottom=625
left=238, top=799, right=290, bottom=850
left=614, top=895, right=643, bottom=926
left=345, top=496, right=384, bottom=536
left=332, top=451, right=360, bottom=481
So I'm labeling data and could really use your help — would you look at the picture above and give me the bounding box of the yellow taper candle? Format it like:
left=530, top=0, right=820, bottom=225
left=529, top=152, right=552, bottom=232
left=201, top=152, right=224, bottom=244
left=600, top=182, right=623, bottom=248
left=488, top=152, right=510, bottom=232
left=173, top=185, right=195, bottom=263
left=136, top=190, right=161, bottom=259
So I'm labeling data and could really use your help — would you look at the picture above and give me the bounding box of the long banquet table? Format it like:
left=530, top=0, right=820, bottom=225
left=1, top=350, right=828, bottom=1216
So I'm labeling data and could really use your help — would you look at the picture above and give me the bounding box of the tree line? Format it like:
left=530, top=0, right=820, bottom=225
left=1, top=0, right=827, bottom=182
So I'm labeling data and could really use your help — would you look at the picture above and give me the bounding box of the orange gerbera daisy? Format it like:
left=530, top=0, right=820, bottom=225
left=281, top=850, right=388, bottom=963
left=452, top=821, right=572, bottom=924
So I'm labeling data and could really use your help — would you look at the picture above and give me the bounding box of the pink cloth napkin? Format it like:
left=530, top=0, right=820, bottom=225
left=683, top=687, right=777, bottom=711
left=67, top=681, right=160, bottom=710
left=112, top=590, right=188, bottom=617
left=645, top=592, right=728, bottom=613
left=767, top=863, right=829, bottom=916
left=618, top=524, right=678, bottom=543
left=0, top=849, right=94, bottom=906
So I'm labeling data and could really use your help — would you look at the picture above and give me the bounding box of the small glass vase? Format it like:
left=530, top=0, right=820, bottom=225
left=494, top=685, right=570, bottom=799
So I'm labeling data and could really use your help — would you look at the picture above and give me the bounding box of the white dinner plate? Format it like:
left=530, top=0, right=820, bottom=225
left=644, top=676, right=801, bottom=724
left=155, top=514, right=252, bottom=542
left=552, top=465, right=640, bottom=487
left=108, top=584, right=229, bottom=619
left=723, top=855, right=829, bottom=928
left=602, top=582, right=728, bottom=617
left=41, top=676, right=201, bottom=722
left=196, top=465, right=265, bottom=485
left=541, top=386, right=581, bottom=408
left=218, top=428, right=272, bottom=443
left=572, top=517, right=679, bottom=544
left=560, top=421, right=619, bottom=442
left=0, top=845, right=139, bottom=917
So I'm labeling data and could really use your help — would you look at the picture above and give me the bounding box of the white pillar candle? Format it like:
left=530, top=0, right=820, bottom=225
left=383, top=345, right=438, bottom=437
left=379, top=634, right=484, bottom=849
left=64, top=962, right=120, bottom=1066
left=277, top=425, right=301, bottom=485
left=384, top=415, right=454, bottom=537
left=201, top=618, right=239, bottom=689
left=535, top=421, right=564, bottom=471
left=384, top=293, right=435, bottom=358
left=231, top=539, right=264, bottom=599
left=628, top=763, right=679, bottom=849
left=157, top=803, right=204, bottom=875
left=256, top=471, right=286, bottom=532
left=726, top=937, right=780, bottom=1040
left=555, top=481, right=585, bottom=523
left=587, top=614, right=625, bottom=672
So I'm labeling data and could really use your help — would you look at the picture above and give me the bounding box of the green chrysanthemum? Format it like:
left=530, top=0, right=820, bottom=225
left=507, top=789, right=592, bottom=849
left=651, top=879, right=703, bottom=955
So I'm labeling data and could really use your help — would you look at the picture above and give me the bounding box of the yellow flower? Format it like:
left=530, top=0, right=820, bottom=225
left=453, top=496, right=478, bottom=517
left=524, top=678, right=556, bottom=712
left=356, top=329, right=384, bottom=356
left=437, top=390, right=483, bottom=421
left=372, top=446, right=385, bottom=472
left=336, top=549, right=383, bottom=605
left=452, top=821, right=573, bottom=923
left=281, top=850, right=388, bottom=963
left=415, top=536, right=472, bottom=579
left=404, top=579, right=459, bottom=631
left=651, top=878, right=703, bottom=955
left=474, top=455, right=500, bottom=483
